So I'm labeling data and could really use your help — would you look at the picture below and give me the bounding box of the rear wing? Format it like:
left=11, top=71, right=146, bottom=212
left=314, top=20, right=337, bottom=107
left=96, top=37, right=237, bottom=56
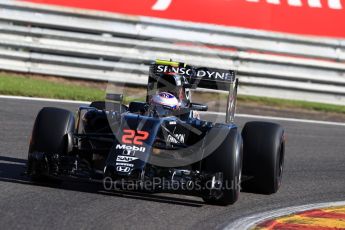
left=149, top=60, right=238, bottom=123
left=150, top=60, right=236, bottom=91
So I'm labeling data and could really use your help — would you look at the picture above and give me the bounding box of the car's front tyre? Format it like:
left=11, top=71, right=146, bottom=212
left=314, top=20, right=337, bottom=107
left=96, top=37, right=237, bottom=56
left=241, top=121, right=285, bottom=194
left=27, top=107, right=75, bottom=182
left=201, top=128, right=243, bottom=205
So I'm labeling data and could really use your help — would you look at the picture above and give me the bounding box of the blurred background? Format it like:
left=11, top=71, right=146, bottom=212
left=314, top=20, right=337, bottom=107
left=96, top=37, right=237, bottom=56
left=1, top=0, right=345, bottom=120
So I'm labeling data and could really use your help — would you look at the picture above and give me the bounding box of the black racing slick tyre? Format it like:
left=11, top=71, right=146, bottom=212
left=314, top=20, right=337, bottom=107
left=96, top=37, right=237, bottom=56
left=201, top=128, right=243, bottom=205
left=241, top=121, right=285, bottom=194
left=27, top=107, right=75, bottom=182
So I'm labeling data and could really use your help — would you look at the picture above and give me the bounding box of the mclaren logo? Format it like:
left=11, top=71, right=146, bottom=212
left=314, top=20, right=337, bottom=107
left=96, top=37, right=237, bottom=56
left=116, top=144, right=146, bottom=153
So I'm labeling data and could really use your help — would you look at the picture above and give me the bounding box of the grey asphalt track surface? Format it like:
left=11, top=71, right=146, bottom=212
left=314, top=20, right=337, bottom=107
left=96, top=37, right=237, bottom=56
left=0, top=97, right=344, bottom=230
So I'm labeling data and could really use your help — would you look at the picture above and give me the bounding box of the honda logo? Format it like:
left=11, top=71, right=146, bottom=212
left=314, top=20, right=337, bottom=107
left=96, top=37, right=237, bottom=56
left=116, top=166, right=131, bottom=173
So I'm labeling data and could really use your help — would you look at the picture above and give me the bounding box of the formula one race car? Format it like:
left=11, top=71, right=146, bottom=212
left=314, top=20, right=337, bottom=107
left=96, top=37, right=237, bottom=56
left=26, top=60, right=285, bottom=205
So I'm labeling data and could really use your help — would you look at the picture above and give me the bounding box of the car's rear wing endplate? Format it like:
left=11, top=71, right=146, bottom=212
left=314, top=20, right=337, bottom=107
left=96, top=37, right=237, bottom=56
left=151, top=60, right=236, bottom=91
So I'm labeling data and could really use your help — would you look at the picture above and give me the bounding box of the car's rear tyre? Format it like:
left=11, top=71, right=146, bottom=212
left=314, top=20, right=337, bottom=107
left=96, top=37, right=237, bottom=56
left=27, top=107, right=75, bottom=182
left=201, top=128, right=242, bottom=205
left=241, top=121, right=285, bottom=194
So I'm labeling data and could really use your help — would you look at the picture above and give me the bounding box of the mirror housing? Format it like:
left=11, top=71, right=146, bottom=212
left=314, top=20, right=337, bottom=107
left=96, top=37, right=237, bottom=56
left=190, top=103, right=208, bottom=111
left=106, top=93, right=123, bottom=102
left=129, top=101, right=147, bottom=114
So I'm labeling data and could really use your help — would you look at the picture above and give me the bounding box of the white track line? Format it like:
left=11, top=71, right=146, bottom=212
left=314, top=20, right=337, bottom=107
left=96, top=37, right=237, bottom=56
left=237, top=113, right=345, bottom=127
left=0, top=95, right=90, bottom=104
left=203, top=111, right=345, bottom=127
left=1, top=95, right=345, bottom=126
left=225, top=201, right=345, bottom=230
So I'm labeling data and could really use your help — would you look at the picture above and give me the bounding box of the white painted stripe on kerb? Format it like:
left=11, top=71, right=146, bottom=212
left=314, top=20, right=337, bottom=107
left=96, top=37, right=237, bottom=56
left=267, top=0, right=280, bottom=5
left=308, top=0, right=322, bottom=8
left=288, top=0, right=302, bottom=7
left=152, top=0, right=172, bottom=11
left=328, top=0, right=342, bottom=9
left=225, top=201, right=345, bottom=230
left=1, top=95, right=345, bottom=127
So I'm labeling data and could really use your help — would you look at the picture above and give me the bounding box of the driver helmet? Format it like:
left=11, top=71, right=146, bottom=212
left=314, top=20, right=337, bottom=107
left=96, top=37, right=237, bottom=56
left=150, top=92, right=179, bottom=111
left=156, top=73, right=190, bottom=107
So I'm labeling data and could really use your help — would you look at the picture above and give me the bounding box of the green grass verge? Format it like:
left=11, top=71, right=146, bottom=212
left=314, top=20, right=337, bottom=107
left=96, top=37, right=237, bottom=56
left=238, top=95, right=345, bottom=114
left=0, top=73, right=344, bottom=114
left=0, top=74, right=105, bottom=101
